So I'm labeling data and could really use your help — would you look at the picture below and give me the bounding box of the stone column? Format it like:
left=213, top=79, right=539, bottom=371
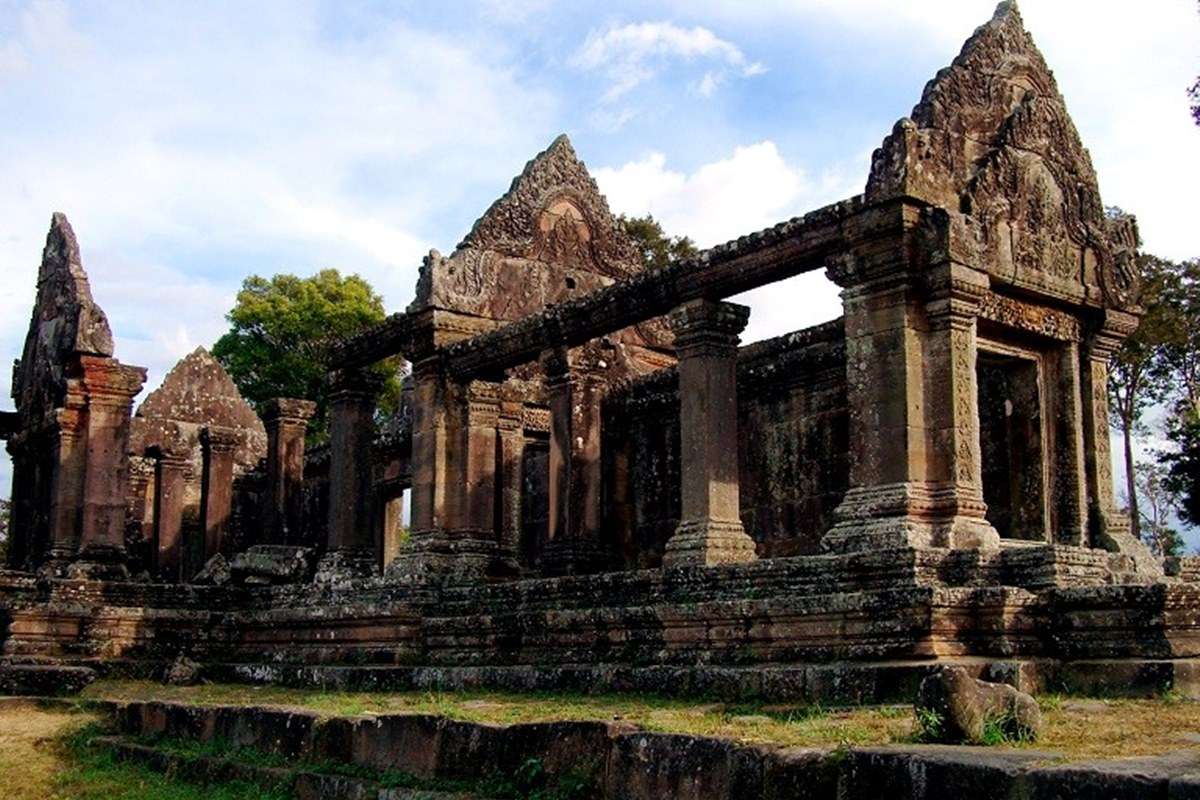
left=541, top=346, right=609, bottom=575
left=71, top=356, right=147, bottom=579
left=125, top=455, right=155, bottom=572
left=262, top=398, right=317, bottom=545
left=1051, top=341, right=1089, bottom=546
left=315, top=368, right=383, bottom=582
left=496, top=390, right=525, bottom=573
left=392, top=361, right=502, bottom=577
left=663, top=299, right=758, bottom=568
left=1081, top=311, right=1161, bottom=575
left=43, top=384, right=88, bottom=574
left=4, top=440, right=32, bottom=570
left=823, top=210, right=1002, bottom=554
left=199, top=425, right=239, bottom=560
left=916, top=263, right=999, bottom=550
left=151, top=446, right=190, bottom=582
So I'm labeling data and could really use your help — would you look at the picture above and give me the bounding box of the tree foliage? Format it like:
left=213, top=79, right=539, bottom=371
left=1108, top=252, right=1181, bottom=536
left=1125, top=462, right=1185, bottom=558
left=619, top=214, right=699, bottom=270
left=212, top=270, right=402, bottom=440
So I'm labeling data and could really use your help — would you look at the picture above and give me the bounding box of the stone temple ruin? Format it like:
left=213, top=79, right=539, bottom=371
left=1, top=4, right=1198, bottom=704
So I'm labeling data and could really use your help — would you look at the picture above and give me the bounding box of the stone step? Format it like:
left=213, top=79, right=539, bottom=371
left=0, top=662, right=97, bottom=696
left=94, top=735, right=493, bottom=800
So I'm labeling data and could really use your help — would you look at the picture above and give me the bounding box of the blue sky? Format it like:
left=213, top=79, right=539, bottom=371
left=2, top=0, right=1198, bottom=546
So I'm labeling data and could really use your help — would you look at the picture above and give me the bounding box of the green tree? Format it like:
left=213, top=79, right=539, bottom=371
left=619, top=214, right=699, bottom=270
left=212, top=270, right=402, bottom=440
left=1124, top=461, right=1185, bottom=558
left=1154, top=259, right=1200, bottom=530
left=1162, top=416, right=1200, bottom=529
left=1108, top=253, right=1183, bottom=538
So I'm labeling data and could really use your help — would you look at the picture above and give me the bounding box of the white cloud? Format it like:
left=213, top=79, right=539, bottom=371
left=595, top=141, right=858, bottom=343
left=572, top=21, right=764, bottom=102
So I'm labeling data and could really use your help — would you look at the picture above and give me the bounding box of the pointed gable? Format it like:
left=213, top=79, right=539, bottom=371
left=866, top=1, right=1138, bottom=308
left=130, top=347, right=267, bottom=471
left=13, top=213, right=115, bottom=425
left=411, top=135, right=646, bottom=321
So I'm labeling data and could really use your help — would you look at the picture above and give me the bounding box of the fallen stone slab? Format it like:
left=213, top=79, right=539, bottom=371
left=0, top=663, right=97, bottom=696
left=230, top=545, right=314, bottom=585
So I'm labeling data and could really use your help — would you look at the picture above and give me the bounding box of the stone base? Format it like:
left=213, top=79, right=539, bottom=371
left=231, top=545, right=314, bottom=585
left=386, top=530, right=499, bottom=579
left=61, top=544, right=131, bottom=581
left=823, top=484, right=1001, bottom=554
left=663, top=519, right=757, bottom=568
left=313, top=550, right=378, bottom=585
left=541, top=538, right=613, bottom=576
left=1093, top=512, right=1165, bottom=581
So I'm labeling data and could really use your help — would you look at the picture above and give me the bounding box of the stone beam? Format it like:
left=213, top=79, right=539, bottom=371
left=327, top=312, right=415, bottom=369
left=442, top=198, right=859, bottom=380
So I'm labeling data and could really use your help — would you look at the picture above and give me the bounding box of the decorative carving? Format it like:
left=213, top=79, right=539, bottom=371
left=865, top=2, right=1136, bottom=306
left=13, top=213, right=115, bottom=428
left=978, top=291, right=1082, bottom=341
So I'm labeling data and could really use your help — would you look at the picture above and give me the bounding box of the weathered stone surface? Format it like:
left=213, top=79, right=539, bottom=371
left=0, top=663, right=97, bottom=695
left=230, top=545, right=314, bottom=585
left=163, top=653, right=203, bottom=686
left=130, top=347, right=266, bottom=472
left=916, top=665, right=1042, bottom=744
left=192, top=553, right=231, bottom=586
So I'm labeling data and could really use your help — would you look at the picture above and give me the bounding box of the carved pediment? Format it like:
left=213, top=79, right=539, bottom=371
left=411, top=135, right=645, bottom=320
left=866, top=1, right=1138, bottom=309
left=13, top=213, right=115, bottom=426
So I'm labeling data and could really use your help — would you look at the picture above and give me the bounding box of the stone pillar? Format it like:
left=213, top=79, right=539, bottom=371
left=378, top=488, right=406, bottom=569
left=125, top=455, right=155, bottom=572
left=262, top=398, right=316, bottom=545
left=1081, top=311, right=1161, bottom=575
left=392, top=360, right=502, bottom=577
left=199, top=425, right=239, bottom=560
left=43, top=386, right=88, bottom=574
left=541, top=346, right=609, bottom=575
left=496, top=390, right=525, bottom=574
left=315, top=369, right=382, bottom=582
left=71, top=356, right=147, bottom=579
left=663, top=299, right=758, bottom=568
left=916, top=263, right=999, bottom=549
left=151, top=446, right=190, bottom=582
left=823, top=213, right=999, bottom=553
left=1051, top=341, right=1089, bottom=546
left=4, top=440, right=32, bottom=570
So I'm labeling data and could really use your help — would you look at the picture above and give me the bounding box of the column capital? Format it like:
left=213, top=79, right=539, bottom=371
left=924, top=262, right=989, bottom=328
left=1085, top=309, right=1140, bottom=361
left=77, top=355, right=148, bottom=406
left=329, top=368, right=386, bottom=401
left=200, top=425, right=240, bottom=453
left=262, top=397, right=317, bottom=427
left=669, top=299, right=750, bottom=347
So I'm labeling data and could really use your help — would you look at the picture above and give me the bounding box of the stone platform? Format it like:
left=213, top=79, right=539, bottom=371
left=2, top=546, right=1198, bottom=703
left=49, top=698, right=1200, bottom=800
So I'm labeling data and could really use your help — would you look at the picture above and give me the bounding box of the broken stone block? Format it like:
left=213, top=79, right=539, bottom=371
left=230, top=545, right=314, bottom=585
left=191, top=553, right=231, bottom=586
left=0, top=664, right=97, bottom=696
left=164, top=654, right=202, bottom=686
left=915, top=666, right=1042, bottom=744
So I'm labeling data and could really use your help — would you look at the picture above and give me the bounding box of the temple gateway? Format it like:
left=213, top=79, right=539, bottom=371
left=1, top=3, right=1197, bottom=703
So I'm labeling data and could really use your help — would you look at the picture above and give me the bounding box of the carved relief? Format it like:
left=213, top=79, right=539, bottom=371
left=865, top=2, right=1135, bottom=308
left=978, top=291, right=1082, bottom=341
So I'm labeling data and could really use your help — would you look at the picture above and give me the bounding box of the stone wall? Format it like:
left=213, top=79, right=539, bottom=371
left=605, top=320, right=848, bottom=566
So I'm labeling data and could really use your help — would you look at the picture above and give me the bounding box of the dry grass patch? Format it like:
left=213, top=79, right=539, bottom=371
left=80, top=680, right=1200, bottom=760
left=0, top=700, right=94, bottom=800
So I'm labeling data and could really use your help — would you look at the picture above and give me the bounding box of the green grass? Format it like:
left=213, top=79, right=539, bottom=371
left=54, top=723, right=290, bottom=800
